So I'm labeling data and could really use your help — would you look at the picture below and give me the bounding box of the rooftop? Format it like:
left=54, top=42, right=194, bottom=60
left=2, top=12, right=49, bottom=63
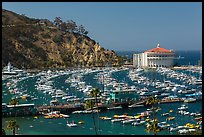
left=145, top=43, right=173, bottom=53
left=6, top=103, right=35, bottom=108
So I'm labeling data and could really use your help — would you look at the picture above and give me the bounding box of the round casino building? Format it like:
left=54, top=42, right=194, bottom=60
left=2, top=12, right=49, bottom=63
left=133, top=43, right=176, bottom=68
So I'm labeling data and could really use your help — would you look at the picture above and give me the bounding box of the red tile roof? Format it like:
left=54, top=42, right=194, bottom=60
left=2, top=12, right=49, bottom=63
left=145, top=45, right=173, bottom=53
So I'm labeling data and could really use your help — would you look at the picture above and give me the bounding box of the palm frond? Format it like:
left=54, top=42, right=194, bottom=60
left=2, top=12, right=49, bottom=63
left=84, top=100, right=94, bottom=109
left=90, top=88, right=100, bottom=98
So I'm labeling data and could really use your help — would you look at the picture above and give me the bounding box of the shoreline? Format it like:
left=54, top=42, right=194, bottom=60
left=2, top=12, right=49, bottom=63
left=3, top=65, right=202, bottom=74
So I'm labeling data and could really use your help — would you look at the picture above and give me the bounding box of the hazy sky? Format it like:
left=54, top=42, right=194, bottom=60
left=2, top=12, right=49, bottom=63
left=2, top=2, right=202, bottom=51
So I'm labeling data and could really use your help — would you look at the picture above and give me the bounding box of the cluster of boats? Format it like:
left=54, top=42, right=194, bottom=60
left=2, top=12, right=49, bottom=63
left=35, top=70, right=75, bottom=103
left=4, top=77, right=39, bottom=102
left=97, top=103, right=202, bottom=134
left=177, top=105, right=202, bottom=117
left=96, top=67, right=135, bottom=91
left=169, top=123, right=201, bottom=134
left=2, top=62, right=27, bottom=80
left=4, top=65, right=201, bottom=109
left=72, top=109, right=100, bottom=114
left=38, top=101, right=202, bottom=133
left=157, top=67, right=202, bottom=85
left=43, top=111, right=69, bottom=119
left=2, top=65, right=202, bottom=134
left=64, top=69, right=98, bottom=93
left=128, top=67, right=202, bottom=103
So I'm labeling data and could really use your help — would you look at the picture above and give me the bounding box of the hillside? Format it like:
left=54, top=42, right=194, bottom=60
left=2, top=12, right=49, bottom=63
left=2, top=9, right=125, bottom=69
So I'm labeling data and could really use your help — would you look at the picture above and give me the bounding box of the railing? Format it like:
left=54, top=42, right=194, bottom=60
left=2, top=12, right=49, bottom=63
left=148, top=57, right=175, bottom=60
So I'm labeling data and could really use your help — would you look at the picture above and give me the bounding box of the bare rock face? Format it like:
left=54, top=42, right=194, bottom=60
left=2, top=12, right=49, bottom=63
left=2, top=9, right=123, bottom=69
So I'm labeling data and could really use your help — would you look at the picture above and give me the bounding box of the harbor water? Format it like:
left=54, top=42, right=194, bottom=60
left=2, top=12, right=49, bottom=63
left=2, top=51, right=202, bottom=135
left=2, top=101, right=202, bottom=135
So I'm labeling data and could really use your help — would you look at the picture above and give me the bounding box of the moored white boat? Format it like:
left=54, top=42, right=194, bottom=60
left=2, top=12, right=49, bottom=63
left=100, top=116, right=112, bottom=120
left=132, top=120, right=145, bottom=126
left=67, top=121, right=77, bottom=127
left=107, top=106, right=122, bottom=110
left=184, top=98, right=196, bottom=103
left=177, top=129, right=189, bottom=134
left=128, top=103, right=144, bottom=108
left=121, top=119, right=136, bottom=124
left=111, top=118, right=124, bottom=122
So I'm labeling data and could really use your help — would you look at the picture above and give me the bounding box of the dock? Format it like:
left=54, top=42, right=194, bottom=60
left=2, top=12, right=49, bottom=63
left=36, top=104, right=84, bottom=114
left=159, top=98, right=184, bottom=104
left=36, top=100, right=146, bottom=114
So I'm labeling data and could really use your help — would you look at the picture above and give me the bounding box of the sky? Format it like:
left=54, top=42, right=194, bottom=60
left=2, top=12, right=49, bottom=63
left=2, top=2, right=202, bottom=51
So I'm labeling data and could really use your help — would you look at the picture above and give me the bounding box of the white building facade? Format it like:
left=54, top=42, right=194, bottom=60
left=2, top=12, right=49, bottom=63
left=133, top=44, right=175, bottom=68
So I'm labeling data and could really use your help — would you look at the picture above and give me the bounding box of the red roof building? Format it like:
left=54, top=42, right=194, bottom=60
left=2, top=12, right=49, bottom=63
left=133, top=43, right=175, bottom=68
left=145, top=44, right=173, bottom=53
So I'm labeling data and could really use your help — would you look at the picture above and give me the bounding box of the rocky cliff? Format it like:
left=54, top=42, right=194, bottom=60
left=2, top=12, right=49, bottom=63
left=2, top=9, right=124, bottom=69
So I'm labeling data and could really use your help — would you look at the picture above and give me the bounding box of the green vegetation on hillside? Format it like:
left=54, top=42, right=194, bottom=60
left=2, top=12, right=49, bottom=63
left=2, top=9, right=126, bottom=69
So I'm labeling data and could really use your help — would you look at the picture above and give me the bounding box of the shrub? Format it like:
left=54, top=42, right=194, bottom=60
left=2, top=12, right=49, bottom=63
left=52, top=35, right=63, bottom=44
left=42, top=33, right=50, bottom=39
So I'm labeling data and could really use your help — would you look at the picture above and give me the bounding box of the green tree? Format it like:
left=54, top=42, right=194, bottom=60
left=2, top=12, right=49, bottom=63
left=66, top=20, right=77, bottom=33
left=146, top=119, right=160, bottom=135
left=60, top=22, right=67, bottom=33
left=90, top=88, right=101, bottom=132
left=52, top=34, right=63, bottom=44
left=8, top=98, right=19, bottom=135
left=84, top=100, right=97, bottom=135
left=145, top=96, right=159, bottom=120
left=54, top=17, right=62, bottom=29
left=7, top=120, right=19, bottom=135
left=9, top=98, right=19, bottom=106
left=145, top=96, right=160, bottom=135
left=78, top=25, right=85, bottom=34
left=84, top=30, right=88, bottom=35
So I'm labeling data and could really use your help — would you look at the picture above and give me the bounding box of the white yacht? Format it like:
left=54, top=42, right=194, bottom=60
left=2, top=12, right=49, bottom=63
left=67, top=121, right=77, bottom=127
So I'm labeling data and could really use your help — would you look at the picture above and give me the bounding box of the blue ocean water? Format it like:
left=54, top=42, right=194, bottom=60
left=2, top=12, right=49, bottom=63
left=2, top=71, right=202, bottom=135
left=116, top=50, right=201, bottom=66
left=2, top=100, right=202, bottom=135
left=2, top=50, right=202, bottom=135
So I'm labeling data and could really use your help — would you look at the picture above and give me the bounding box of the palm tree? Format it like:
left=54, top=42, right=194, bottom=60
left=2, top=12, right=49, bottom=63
left=7, top=120, right=18, bottom=135
left=145, top=96, right=159, bottom=120
left=8, top=98, right=19, bottom=118
left=90, top=88, right=101, bottom=132
left=7, top=98, right=19, bottom=135
left=84, top=100, right=97, bottom=135
left=9, top=98, right=19, bottom=106
left=145, top=96, right=160, bottom=135
left=146, top=119, right=160, bottom=135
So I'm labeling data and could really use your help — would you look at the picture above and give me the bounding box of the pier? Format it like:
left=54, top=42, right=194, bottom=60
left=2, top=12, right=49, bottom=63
left=36, top=104, right=84, bottom=114
left=159, top=98, right=184, bottom=104
left=35, top=100, right=147, bottom=115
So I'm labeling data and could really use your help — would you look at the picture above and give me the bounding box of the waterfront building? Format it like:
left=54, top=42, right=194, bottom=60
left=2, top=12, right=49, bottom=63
left=133, top=43, right=176, bottom=68
left=2, top=62, right=24, bottom=75
left=109, top=89, right=139, bottom=103
left=2, top=103, right=37, bottom=117
left=2, top=62, right=17, bottom=75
